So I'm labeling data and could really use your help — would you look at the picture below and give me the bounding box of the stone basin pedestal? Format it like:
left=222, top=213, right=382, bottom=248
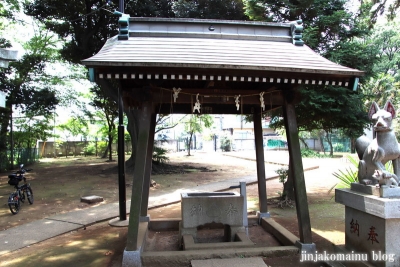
left=335, top=188, right=400, bottom=267
left=179, top=192, right=245, bottom=244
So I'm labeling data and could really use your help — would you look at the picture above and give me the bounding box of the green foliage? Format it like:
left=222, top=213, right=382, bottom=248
left=276, top=168, right=289, bottom=184
left=329, top=154, right=359, bottom=194
left=183, top=114, right=213, bottom=155
left=269, top=86, right=370, bottom=156
left=174, top=0, right=248, bottom=20
left=301, top=149, right=326, bottom=158
left=83, top=142, right=96, bottom=156
left=0, top=0, right=20, bottom=27
left=333, top=143, right=345, bottom=152
left=245, top=0, right=364, bottom=52
left=57, top=117, right=89, bottom=140
left=0, top=26, right=62, bottom=166
left=97, top=141, right=108, bottom=156
left=89, top=85, right=118, bottom=160
left=220, top=135, right=231, bottom=152
left=152, top=146, right=169, bottom=164
left=275, top=167, right=289, bottom=199
left=25, top=0, right=174, bottom=64
left=329, top=155, right=399, bottom=193
left=246, top=0, right=374, bottom=153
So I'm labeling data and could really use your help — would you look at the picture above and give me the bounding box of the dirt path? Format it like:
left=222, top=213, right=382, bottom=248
left=0, top=151, right=352, bottom=267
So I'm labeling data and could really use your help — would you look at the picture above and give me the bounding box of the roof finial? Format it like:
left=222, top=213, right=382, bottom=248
left=291, top=20, right=304, bottom=46
left=114, top=11, right=130, bottom=40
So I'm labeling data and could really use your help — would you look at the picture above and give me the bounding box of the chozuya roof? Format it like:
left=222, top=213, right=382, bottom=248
left=82, top=17, right=363, bottom=77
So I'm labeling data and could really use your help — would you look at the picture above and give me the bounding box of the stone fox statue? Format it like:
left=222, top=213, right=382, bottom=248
left=355, top=101, right=400, bottom=186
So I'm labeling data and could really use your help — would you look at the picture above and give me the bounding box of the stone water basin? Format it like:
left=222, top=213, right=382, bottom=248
left=180, top=192, right=245, bottom=242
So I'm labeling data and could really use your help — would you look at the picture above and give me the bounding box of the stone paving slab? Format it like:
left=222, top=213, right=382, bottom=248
left=0, top=219, right=80, bottom=255
left=45, top=202, right=121, bottom=225
left=191, top=257, right=267, bottom=267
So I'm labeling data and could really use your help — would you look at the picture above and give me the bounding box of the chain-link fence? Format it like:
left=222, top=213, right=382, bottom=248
left=323, top=138, right=351, bottom=153
left=0, top=148, right=38, bottom=171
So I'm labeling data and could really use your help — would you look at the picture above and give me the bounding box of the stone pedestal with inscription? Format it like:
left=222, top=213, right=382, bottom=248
left=179, top=192, right=245, bottom=242
left=336, top=188, right=400, bottom=267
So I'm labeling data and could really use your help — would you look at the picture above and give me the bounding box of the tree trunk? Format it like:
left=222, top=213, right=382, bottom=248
left=350, top=137, right=356, bottom=153
left=325, top=131, right=334, bottom=157
left=299, top=137, right=309, bottom=149
left=96, top=79, right=144, bottom=170
left=102, top=144, right=109, bottom=158
left=318, top=135, right=325, bottom=154
left=283, top=159, right=295, bottom=200
left=125, top=109, right=140, bottom=169
left=108, top=134, right=113, bottom=161
left=0, top=105, right=11, bottom=161
left=187, top=131, right=194, bottom=156
left=65, top=142, right=68, bottom=158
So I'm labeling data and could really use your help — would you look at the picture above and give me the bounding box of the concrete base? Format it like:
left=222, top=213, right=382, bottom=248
left=257, top=211, right=271, bottom=224
left=295, top=240, right=316, bottom=254
left=191, top=257, right=268, bottom=267
left=121, top=221, right=148, bottom=267
left=351, top=183, right=400, bottom=198
left=260, top=217, right=298, bottom=246
left=141, top=246, right=299, bottom=267
left=109, top=217, right=129, bottom=227
left=179, top=221, right=245, bottom=247
left=122, top=250, right=141, bottom=267
left=143, top=217, right=301, bottom=266
left=351, top=183, right=380, bottom=196
left=182, top=232, right=254, bottom=251
left=379, top=185, right=400, bottom=198
left=140, top=215, right=150, bottom=222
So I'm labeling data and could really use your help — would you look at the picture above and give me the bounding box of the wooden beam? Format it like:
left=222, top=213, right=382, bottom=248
left=283, top=91, right=312, bottom=244
left=126, top=101, right=152, bottom=251
left=253, top=108, right=268, bottom=213
left=141, top=113, right=156, bottom=217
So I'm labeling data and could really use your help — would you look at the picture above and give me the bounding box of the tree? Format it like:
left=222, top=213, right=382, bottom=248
left=270, top=86, right=369, bottom=156
left=25, top=0, right=248, bottom=169
left=0, top=24, right=60, bottom=169
left=155, top=114, right=186, bottom=134
left=0, top=0, right=20, bottom=25
left=183, top=114, right=213, bottom=156
left=245, top=0, right=363, bottom=53
left=13, top=113, right=53, bottom=148
left=244, top=0, right=379, bottom=156
left=173, top=0, right=248, bottom=20
left=89, top=85, right=118, bottom=161
left=359, top=20, right=400, bottom=106
left=57, top=116, right=89, bottom=156
left=25, top=0, right=175, bottom=168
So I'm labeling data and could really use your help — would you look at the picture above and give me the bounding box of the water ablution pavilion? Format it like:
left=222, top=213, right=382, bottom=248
left=82, top=15, right=363, bottom=267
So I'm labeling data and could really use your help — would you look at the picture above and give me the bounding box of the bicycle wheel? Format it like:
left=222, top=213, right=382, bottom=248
left=26, top=187, right=34, bottom=204
left=8, top=193, right=20, bottom=215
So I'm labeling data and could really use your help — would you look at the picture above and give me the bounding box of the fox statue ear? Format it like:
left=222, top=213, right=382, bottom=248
left=368, top=102, right=379, bottom=120
left=384, top=101, right=396, bottom=119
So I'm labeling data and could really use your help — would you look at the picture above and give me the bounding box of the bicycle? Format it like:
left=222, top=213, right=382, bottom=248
left=7, top=164, right=34, bottom=215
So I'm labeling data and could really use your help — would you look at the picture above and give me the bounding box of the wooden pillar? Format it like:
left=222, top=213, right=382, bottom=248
left=140, top=113, right=156, bottom=218
left=126, top=102, right=152, bottom=251
left=283, top=93, right=313, bottom=244
left=253, top=108, right=268, bottom=213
